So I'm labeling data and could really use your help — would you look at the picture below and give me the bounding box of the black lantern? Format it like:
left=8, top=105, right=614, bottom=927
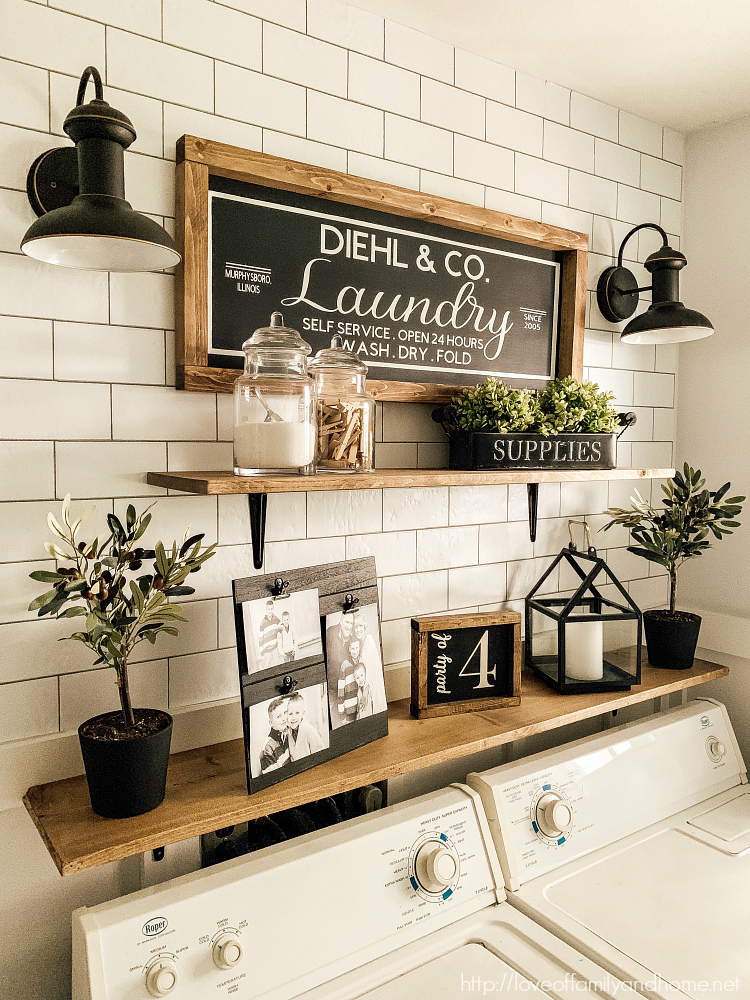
left=21, top=66, right=180, bottom=272
left=525, top=521, right=642, bottom=694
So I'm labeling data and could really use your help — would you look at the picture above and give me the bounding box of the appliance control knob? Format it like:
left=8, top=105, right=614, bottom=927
left=146, top=960, right=178, bottom=997
left=213, top=933, right=243, bottom=970
left=708, top=737, right=727, bottom=760
left=536, top=792, right=573, bottom=838
left=414, top=841, right=458, bottom=892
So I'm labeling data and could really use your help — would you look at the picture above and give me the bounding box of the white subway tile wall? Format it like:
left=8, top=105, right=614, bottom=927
left=0, top=1, right=680, bottom=743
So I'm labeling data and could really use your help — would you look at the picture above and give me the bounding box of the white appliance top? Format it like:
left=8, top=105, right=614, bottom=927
left=467, top=700, right=746, bottom=891
left=467, top=699, right=750, bottom=1000
left=542, top=814, right=750, bottom=993
left=74, top=785, right=503, bottom=1000
left=302, top=908, right=642, bottom=1000
left=73, top=784, right=637, bottom=1000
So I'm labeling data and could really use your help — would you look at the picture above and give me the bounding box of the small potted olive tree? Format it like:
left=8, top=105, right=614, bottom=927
left=604, top=465, right=744, bottom=669
left=29, top=498, right=215, bottom=818
left=433, top=376, right=621, bottom=470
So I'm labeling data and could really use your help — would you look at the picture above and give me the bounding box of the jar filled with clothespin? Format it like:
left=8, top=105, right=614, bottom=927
left=233, top=312, right=316, bottom=475
left=308, top=336, right=375, bottom=472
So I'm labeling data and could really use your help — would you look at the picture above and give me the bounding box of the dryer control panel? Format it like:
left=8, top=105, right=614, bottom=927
left=72, top=786, right=499, bottom=1000
left=468, top=700, right=745, bottom=890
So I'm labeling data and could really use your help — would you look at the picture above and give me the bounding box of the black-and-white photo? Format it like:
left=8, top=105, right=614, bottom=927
left=248, top=682, right=329, bottom=779
left=241, top=588, right=323, bottom=673
left=325, top=603, right=387, bottom=730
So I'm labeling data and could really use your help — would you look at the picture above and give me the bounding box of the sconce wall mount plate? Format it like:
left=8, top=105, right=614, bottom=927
left=21, top=66, right=180, bottom=273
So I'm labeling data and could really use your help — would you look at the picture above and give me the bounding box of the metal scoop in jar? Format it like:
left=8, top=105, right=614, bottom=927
left=254, top=388, right=283, bottom=422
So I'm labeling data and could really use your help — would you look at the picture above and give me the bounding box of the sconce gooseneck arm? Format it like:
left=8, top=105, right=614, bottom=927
left=76, top=66, right=104, bottom=106
left=616, top=222, right=668, bottom=268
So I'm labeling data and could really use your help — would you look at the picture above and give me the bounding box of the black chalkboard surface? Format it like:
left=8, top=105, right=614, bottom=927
left=208, top=174, right=561, bottom=390
left=411, top=610, right=521, bottom=719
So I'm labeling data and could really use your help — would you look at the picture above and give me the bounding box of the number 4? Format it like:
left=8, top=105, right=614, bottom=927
left=459, top=630, right=496, bottom=689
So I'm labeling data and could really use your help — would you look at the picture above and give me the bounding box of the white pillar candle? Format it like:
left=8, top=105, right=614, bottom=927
left=565, top=610, right=603, bottom=681
left=234, top=421, right=315, bottom=471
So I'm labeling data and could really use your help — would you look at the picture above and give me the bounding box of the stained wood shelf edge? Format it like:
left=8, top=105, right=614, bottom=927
left=24, top=656, right=726, bottom=876
left=146, top=468, right=675, bottom=495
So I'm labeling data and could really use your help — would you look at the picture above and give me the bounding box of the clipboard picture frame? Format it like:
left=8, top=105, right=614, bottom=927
left=233, top=557, right=388, bottom=794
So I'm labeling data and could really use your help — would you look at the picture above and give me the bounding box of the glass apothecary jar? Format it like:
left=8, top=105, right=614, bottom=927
left=233, top=312, right=316, bottom=476
left=308, top=336, right=375, bottom=472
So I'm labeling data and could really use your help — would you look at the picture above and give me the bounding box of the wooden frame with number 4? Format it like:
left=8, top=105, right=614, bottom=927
left=411, top=610, right=522, bottom=719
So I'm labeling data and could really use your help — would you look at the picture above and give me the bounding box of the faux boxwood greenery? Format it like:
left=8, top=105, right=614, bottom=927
left=443, top=376, right=618, bottom=436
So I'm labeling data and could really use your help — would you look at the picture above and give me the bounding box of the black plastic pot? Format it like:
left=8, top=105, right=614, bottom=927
left=643, top=610, right=702, bottom=670
left=78, top=709, right=173, bottom=818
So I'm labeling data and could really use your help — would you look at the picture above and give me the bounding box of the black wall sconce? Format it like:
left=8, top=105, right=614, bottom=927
left=596, top=222, right=712, bottom=344
left=21, top=66, right=180, bottom=272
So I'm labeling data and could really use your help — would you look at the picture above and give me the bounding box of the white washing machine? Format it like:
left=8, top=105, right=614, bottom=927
left=72, top=784, right=634, bottom=1000
left=468, top=699, right=750, bottom=1000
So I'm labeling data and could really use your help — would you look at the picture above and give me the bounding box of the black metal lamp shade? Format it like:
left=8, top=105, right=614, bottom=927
left=21, top=67, right=180, bottom=272
left=525, top=521, right=642, bottom=694
left=596, top=223, right=712, bottom=345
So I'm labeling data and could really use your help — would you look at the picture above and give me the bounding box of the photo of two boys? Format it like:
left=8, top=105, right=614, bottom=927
left=243, top=590, right=323, bottom=674
left=252, top=685, right=329, bottom=777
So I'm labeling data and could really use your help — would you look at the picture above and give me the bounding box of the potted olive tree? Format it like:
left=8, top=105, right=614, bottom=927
left=433, top=376, right=621, bottom=470
left=29, top=498, right=215, bottom=818
left=604, top=465, right=744, bottom=669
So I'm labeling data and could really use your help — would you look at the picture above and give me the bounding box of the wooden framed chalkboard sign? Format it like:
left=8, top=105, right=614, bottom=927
left=411, top=610, right=522, bottom=718
left=175, top=135, right=587, bottom=403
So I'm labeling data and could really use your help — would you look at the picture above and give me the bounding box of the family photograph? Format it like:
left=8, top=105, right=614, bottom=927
left=325, top=603, right=387, bottom=731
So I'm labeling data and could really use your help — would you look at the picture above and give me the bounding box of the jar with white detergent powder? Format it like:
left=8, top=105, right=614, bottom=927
left=233, top=312, right=316, bottom=475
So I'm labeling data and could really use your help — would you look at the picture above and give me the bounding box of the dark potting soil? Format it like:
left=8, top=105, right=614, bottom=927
left=645, top=610, right=701, bottom=622
left=79, top=709, right=171, bottom=741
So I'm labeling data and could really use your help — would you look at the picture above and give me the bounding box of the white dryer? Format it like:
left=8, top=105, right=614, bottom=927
left=72, top=784, right=633, bottom=1000
left=468, top=699, right=750, bottom=999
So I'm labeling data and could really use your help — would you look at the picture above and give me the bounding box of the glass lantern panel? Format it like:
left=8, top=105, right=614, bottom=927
left=531, top=605, right=558, bottom=665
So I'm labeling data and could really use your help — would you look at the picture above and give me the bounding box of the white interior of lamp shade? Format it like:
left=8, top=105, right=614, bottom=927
left=621, top=324, right=714, bottom=344
left=21, top=234, right=181, bottom=272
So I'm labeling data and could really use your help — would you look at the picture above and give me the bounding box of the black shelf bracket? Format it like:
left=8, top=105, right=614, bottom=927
left=248, top=480, right=537, bottom=562
left=527, top=483, right=539, bottom=542
left=248, top=493, right=268, bottom=570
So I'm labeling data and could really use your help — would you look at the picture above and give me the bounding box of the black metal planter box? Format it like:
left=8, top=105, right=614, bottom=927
left=446, top=431, right=617, bottom=471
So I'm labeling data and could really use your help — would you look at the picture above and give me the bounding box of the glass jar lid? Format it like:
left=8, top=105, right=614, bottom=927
left=308, top=335, right=368, bottom=374
left=241, top=311, right=312, bottom=355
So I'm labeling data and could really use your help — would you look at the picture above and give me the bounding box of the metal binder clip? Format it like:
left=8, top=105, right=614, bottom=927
left=279, top=674, right=297, bottom=695
left=568, top=519, right=596, bottom=558
left=271, top=577, right=289, bottom=598
left=342, top=593, right=360, bottom=613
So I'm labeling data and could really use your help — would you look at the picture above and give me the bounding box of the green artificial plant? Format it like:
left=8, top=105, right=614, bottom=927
left=442, top=375, right=618, bottom=436
left=443, top=377, right=538, bottom=432
left=603, top=464, right=744, bottom=614
left=28, top=498, right=215, bottom=730
left=534, top=376, right=618, bottom=435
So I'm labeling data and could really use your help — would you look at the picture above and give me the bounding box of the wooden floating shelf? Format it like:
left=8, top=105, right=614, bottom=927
left=24, top=655, right=726, bottom=876
left=147, top=467, right=674, bottom=495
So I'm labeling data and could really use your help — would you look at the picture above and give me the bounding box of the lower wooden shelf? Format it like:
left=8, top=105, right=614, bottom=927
left=24, top=655, right=727, bottom=876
